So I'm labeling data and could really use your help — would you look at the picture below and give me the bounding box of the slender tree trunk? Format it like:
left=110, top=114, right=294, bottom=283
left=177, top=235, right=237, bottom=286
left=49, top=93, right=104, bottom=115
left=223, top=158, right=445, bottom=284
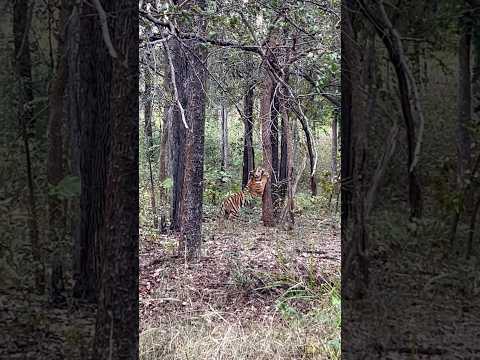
left=66, top=2, right=83, bottom=300
left=279, top=109, right=288, bottom=199
left=242, top=82, right=255, bottom=188
left=451, top=3, right=473, bottom=242
left=260, top=73, right=275, bottom=227
left=92, top=1, right=139, bottom=358
left=47, top=0, right=69, bottom=304
left=271, top=85, right=280, bottom=203
left=179, top=0, right=208, bottom=260
left=279, top=82, right=294, bottom=228
left=143, top=67, right=159, bottom=229
left=14, top=0, right=45, bottom=293
left=331, top=114, right=338, bottom=182
left=219, top=104, right=229, bottom=171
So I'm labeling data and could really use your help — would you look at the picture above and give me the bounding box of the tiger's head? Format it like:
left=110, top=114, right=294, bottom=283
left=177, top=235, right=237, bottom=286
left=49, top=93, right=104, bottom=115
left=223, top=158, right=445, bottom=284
left=245, top=167, right=270, bottom=197
left=248, top=167, right=269, bottom=182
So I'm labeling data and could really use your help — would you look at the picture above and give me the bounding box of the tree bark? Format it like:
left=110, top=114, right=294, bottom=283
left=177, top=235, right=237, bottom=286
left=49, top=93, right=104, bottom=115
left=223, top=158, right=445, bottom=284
left=92, top=1, right=139, bottom=358
left=47, top=0, right=69, bottom=304
left=260, top=73, right=275, bottom=227
left=331, top=114, right=338, bottom=182
left=179, top=0, right=208, bottom=260
left=76, top=0, right=111, bottom=302
left=143, top=67, right=159, bottom=229
left=168, top=38, right=187, bottom=231
left=242, top=82, right=255, bottom=188
left=65, top=2, right=83, bottom=301
left=450, top=2, right=474, bottom=242
left=14, top=0, right=45, bottom=293
left=271, top=85, right=280, bottom=203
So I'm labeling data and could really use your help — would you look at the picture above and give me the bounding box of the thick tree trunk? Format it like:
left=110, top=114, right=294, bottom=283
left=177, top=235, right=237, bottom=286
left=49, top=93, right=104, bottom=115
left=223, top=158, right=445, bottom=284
left=260, top=74, right=275, bottom=227
left=168, top=38, right=187, bottom=231
left=14, top=0, right=45, bottom=293
left=219, top=104, right=229, bottom=171
left=143, top=67, right=159, bottom=229
left=179, top=0, right=208, bottom=260
left=92, top=1, right=139, bottom=359
left=77, top=0, right=111, bottom=302
left=242, top=83, right=255, bottom=188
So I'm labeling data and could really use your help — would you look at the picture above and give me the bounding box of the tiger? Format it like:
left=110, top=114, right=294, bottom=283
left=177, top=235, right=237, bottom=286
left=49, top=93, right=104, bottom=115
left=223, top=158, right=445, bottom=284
left=219, top=167, right=270, bottom=221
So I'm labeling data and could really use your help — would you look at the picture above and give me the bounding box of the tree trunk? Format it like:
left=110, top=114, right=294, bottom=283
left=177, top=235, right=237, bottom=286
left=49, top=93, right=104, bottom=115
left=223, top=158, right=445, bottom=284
left=271, top=85, right=280, bottom=203
left=65, top=2, right=83, bottom=301
left=451, top=3, right=474, bottom=242
left=179, top=0, right=208, bottom=260
left=331, top=114, right=338, bottom=182
left=260, top=73, right=275, bottom=227
left=219, top=104, right=229, bottom=171
left=342, top=0, right=372, bottom=297
left=47, top=0, right=69, bottom=304
left=92, top=1, right=139, bottom=358
left=168, top=38, right=187, bottom=231
left=242, top=83, right=255, bottom=188
left=143, top=67, right=159, bottom=229
left=279, top=109, right=288, bottom=199
left=361, top=0, right=424, bottom=220
left=279, top=82, right=294, bottom=228
left=76, top=0, right=111, bottom=302
left=456, top=5, right=472, bottom=185
left=14, top=0, right=45, bottom=293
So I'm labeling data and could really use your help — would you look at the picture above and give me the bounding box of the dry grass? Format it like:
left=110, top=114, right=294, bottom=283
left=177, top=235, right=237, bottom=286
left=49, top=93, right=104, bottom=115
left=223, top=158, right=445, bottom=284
left=140, top=306, right=339, bottom=360
left=140, top=210, right=340, bottom=360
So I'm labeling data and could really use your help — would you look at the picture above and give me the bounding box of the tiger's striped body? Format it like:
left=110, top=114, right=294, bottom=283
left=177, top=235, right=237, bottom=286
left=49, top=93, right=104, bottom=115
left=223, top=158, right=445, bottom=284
left=220, top=167, right=270, bottom=221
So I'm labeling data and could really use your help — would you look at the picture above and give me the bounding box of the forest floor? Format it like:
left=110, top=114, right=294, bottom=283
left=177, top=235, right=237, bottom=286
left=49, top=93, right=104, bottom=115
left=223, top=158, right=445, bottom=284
left=139, top=207, right=340, bottom=360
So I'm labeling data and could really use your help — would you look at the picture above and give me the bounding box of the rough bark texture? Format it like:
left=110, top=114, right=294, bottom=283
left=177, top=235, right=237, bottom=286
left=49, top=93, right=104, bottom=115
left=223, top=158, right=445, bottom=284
left=260, top=74, right=275, bottom=227
left=14, top=0, right=45, bottom=293
left=271, top=86, right=280, bottom=196
left=279, top=109, right=288, bottom=199
left=143, top=67, right=159, bottom=229
left=76, top=0, right=110, bottom=302
left=242, top=83, right=255, bottom=188
left=168, top=38, right=187, bottom=231
left=279, top=82, right=295, bottom=227
left=92, top=1, right=139, bottom=359
left=179, top=0, right=208, bottom=259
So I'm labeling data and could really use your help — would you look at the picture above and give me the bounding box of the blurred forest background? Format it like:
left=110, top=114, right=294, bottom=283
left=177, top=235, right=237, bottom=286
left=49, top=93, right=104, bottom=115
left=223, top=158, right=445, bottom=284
left=342, top=0, right=480, bottom=357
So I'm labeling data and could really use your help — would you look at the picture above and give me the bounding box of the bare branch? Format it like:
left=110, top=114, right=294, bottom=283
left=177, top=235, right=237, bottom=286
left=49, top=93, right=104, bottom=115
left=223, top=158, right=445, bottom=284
left=162, top=41, right=189, bottom=130
left=92, top=0, right=119, bottom=59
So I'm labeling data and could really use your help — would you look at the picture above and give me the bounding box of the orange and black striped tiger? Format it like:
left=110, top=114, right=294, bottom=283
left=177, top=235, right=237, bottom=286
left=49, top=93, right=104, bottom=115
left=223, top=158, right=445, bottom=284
left=220, top=167, right=269, bottom=220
